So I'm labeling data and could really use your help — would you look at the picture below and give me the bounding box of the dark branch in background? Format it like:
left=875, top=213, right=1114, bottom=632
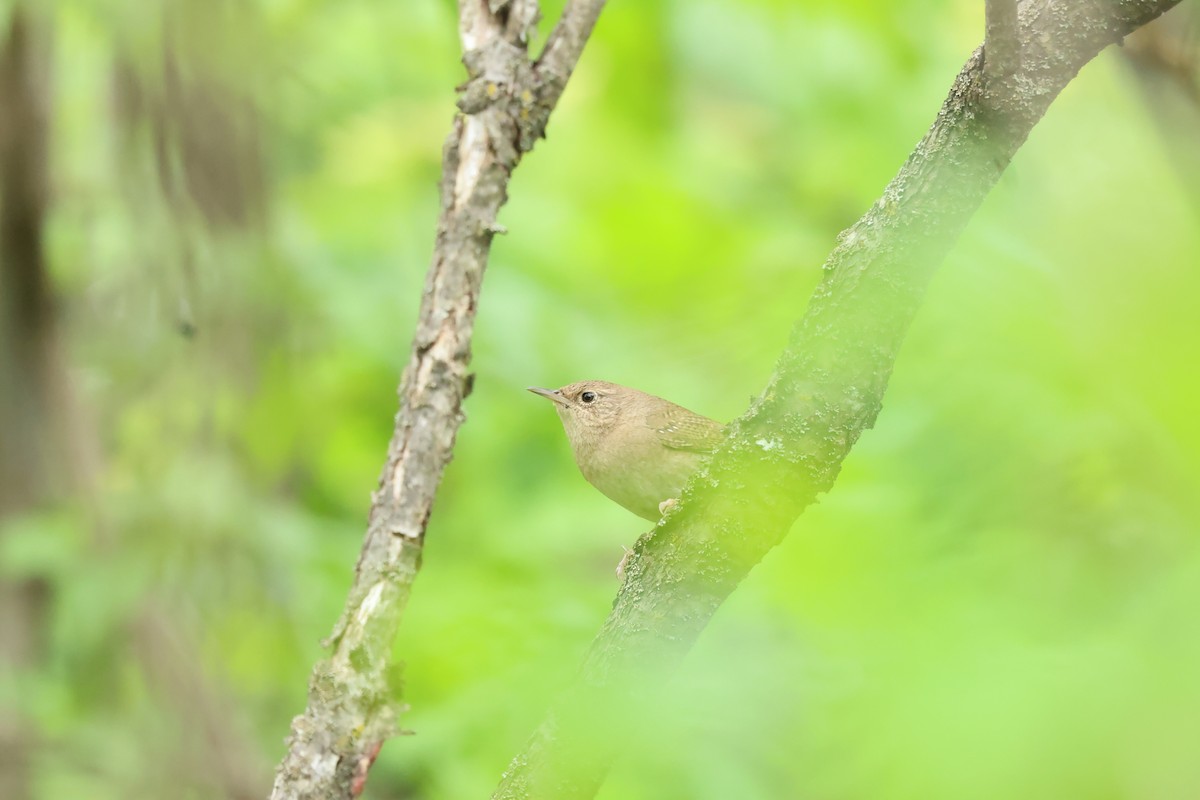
left=269, top=1, right=607, bottom=798
left=133, top=608, right=267, bottom=800
left=111, top=0, right=269, bottom=336
left=0, top=9, right=51, bottom=482
left=0, top=9, right=53, bottom=799
left=1121, top=5, right=1200, bottom=216
left=1124, top=4, right=1199, bottom=100
left=491, top=0, right=1183, bottom=797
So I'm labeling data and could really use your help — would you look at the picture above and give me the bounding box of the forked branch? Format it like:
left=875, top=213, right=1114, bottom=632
left=269, top=2, right=606, bottom=798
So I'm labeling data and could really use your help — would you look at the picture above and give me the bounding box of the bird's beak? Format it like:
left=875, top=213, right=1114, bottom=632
left=527, top=386, right=570, bottom=408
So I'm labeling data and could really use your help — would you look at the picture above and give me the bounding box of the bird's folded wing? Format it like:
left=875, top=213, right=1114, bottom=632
left=645, top=404, right=725, bottom=453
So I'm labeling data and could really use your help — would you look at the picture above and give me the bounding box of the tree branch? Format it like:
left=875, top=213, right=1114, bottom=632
left=269, top=2, right=606, bottom=798
left=1121, top=6, right=1200, bottom=216
left=536, top=0, right=608, bottom=93
left=491, top=0, right=1183, bottom=797
left=985, top=0, right=1021, bottom=85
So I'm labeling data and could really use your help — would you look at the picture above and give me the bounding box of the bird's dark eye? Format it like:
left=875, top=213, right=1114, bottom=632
left=580, top=391, right=597, bottom=404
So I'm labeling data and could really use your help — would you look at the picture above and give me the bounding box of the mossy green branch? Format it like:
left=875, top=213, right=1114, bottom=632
left=492, top=1, right=1184, bottom=797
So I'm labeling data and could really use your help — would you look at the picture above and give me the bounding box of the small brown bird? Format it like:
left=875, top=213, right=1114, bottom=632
left=528, top=381, right=724, bottom=521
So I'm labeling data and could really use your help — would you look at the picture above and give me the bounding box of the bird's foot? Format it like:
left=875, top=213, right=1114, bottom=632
left=616, top=545, right=633, bottom=581
left=658, top=498, right=680, bottom=517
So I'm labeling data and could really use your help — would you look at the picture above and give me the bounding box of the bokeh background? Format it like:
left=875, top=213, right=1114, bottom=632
left=2, top=0, right=1200, bottom=798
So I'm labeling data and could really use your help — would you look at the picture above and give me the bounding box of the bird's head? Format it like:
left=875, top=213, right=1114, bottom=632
left=527, top=380, right=637, bottom=452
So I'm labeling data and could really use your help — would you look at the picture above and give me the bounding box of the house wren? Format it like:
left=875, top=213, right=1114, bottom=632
left=528, top=381, right=724, bottom=521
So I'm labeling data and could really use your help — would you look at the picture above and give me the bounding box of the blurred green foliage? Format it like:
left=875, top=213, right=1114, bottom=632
left=2, top=0, right=1199, bottom=798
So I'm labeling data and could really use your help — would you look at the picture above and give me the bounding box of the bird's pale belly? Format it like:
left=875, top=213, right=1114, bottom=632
left=578, top=445, right=702, bottom=522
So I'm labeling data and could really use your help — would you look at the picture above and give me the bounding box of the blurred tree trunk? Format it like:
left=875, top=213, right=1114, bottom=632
left=0, top=4, right=274, bottom=794
left=0, top=6, right=55, bottom=798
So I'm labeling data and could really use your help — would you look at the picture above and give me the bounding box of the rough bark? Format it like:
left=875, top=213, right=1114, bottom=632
left=268, top=2, right=607, bottom=798
left=985, top=0, right=1021, bottom=85
left=491, top=1, right=1185, bottom=797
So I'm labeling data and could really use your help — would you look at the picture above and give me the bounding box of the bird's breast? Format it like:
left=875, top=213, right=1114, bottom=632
left=574, top=430, right=704, bottom=522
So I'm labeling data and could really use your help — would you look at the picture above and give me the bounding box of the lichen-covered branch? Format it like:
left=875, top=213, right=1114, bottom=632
left=985, top=0, right=1020, bottom=84
left=491, top=1, right=1183, bottom=797
left=269, top=2, right=607, bottom=798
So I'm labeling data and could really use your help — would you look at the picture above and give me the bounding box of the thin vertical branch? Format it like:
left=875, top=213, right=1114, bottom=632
left=269, top=2, right=607, bottom=798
